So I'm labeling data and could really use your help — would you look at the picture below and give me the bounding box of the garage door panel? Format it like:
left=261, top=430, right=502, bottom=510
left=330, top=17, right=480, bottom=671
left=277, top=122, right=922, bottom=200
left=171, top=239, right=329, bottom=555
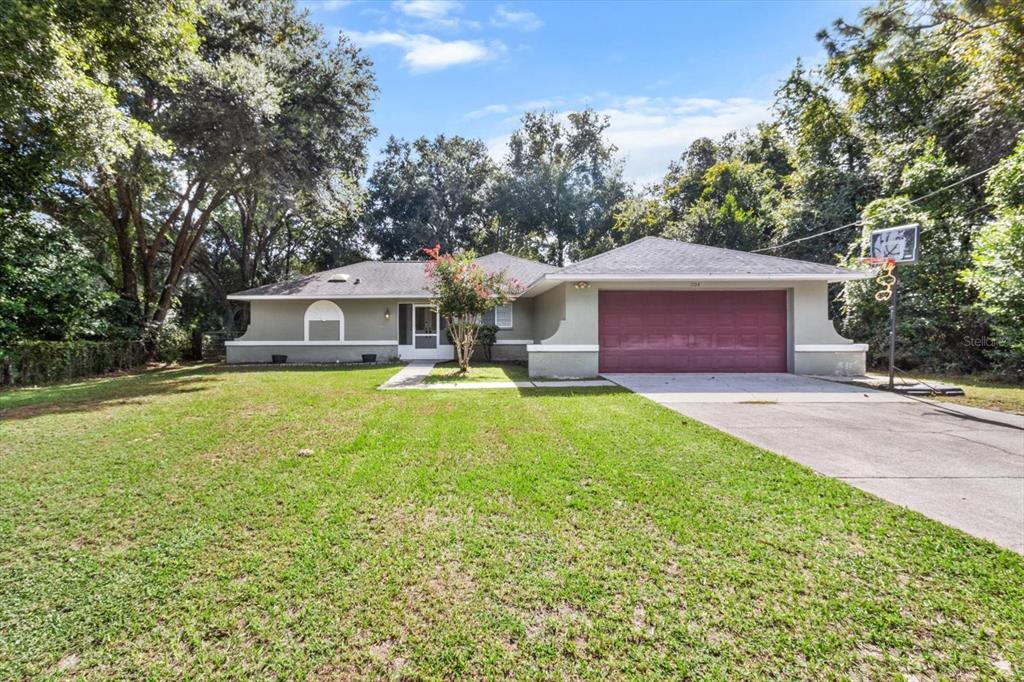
left=621, top=334, right=645, bottom=350
left=645, top=334, right=669, bottom=349
left=717, top=334, right=739, bottom=349
left=599, top=290, right=787, bottom=373
left=691, top=333, right=713, bottom=349
left=739, top=334, right=760, bottom=349
left=738, top=313, right=763, bottom=327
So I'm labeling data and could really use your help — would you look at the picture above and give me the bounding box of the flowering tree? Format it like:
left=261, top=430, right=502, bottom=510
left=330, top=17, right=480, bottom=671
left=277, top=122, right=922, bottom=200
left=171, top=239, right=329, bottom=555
left=423, top=245, right=522, bottom=373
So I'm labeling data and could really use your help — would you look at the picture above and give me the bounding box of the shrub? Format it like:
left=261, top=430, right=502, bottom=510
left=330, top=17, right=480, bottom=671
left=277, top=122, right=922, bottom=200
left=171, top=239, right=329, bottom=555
left=0, top=339, right=150, bottom=386
left=962, top=138, right=1024, bottom=380
left=475, top=323, right=499, bottom=361
left=151, top=323, right=191, bottom=363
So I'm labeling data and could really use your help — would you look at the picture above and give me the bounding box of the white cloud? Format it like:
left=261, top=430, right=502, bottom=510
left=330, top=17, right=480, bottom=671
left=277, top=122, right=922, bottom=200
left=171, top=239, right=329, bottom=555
left=466, top=103, right=510, bottom=119
left=597, top=97, right=771, bottom=183
left=348, top=30, right=502, bottom=72
left=491, top=5, right=543, bottom=31
left=472, top=95, right=771, bottom=182
left=466, top=97, right=566, bottom=121
left=517, top=97, right=566, bottom=110
left=394, top=0, right=460, bottom=19
left=392, top=0, right=468, bottom=28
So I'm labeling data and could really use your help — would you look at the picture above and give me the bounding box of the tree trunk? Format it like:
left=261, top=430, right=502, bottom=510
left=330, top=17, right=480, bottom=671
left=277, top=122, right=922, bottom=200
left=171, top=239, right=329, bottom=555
left=194, top=248, right=232, bottom=329
left=88, top=175, right=140, bottom=317
left=112, top=216, right=139, bottom=312
left=448, top=315, right=477, bottom=373
left=150, top=187, right=228, bottom=329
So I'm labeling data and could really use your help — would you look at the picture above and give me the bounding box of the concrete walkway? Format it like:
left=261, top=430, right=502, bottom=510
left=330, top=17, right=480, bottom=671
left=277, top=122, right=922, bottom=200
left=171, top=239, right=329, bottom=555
left=379, top=360, right=437, bottom=389
left=607, top=373, right=1024, bottom=554
left=379, top=362, right=616, bottom=390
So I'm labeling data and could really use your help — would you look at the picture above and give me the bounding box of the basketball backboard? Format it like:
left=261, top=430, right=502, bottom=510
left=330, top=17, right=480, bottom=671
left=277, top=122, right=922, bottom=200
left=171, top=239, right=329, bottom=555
left=869, top=224, right=919, bottom=264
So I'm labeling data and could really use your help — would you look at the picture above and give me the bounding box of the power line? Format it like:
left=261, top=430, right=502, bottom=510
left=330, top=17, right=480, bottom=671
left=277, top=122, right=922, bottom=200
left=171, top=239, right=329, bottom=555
left=753, top=164, right=997, bottom=254
left=753, top=219, right=862, bottom=253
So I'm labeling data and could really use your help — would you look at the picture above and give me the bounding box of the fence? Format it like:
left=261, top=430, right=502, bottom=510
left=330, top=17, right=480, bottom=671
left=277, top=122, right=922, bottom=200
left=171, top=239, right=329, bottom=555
left=0, top=339, right=150, bottom=387
left=200, top=331, right=240, bottom=362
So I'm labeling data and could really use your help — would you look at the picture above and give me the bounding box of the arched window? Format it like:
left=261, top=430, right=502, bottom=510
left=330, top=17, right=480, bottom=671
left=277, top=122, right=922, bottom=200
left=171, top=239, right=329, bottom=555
left=304, top=300, right=343, bottom=341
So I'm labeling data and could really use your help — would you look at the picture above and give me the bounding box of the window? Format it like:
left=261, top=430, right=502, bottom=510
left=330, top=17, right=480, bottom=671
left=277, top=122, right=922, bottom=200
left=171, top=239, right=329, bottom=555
left=494, top=303, right=513, bottom=329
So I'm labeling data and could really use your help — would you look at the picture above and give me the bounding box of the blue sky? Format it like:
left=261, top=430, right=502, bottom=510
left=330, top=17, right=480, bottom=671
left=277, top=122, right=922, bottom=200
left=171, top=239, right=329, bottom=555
left=302, top=0, right=868, bottom=184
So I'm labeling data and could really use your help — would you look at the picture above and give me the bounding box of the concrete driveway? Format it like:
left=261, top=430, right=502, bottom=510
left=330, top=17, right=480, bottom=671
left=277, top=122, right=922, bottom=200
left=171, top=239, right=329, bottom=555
left=605, top=373, right=1024, bottom=554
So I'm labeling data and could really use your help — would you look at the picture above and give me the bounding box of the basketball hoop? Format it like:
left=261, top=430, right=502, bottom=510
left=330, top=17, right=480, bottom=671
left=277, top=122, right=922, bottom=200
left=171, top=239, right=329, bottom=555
left=860, top=256, right=897, bottom=301
left=867, top=224, right=919, bottom=392
left=860, top=256, right=896, bottom=267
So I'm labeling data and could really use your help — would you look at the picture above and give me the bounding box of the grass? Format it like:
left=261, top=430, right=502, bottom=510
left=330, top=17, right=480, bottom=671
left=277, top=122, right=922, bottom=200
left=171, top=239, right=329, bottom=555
left=870, top=371, right=1024, bottom=414
left=925, top=374, right=1024, bottom=414
left=424, top=361, right=530, bottom=384
left=1, top=365, right=1022, bottom=679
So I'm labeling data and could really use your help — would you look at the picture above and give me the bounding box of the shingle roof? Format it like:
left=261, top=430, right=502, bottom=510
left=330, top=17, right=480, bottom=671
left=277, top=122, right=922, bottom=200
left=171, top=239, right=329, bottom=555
left=228, top=252, right=560, bottom=299
left=228, top=239, right=862, bottom=298
left=558, top=236, right=860, bottom=277
left=472, top=252, right=561, bottom=287
left=229, top=261, right=430, bottom=298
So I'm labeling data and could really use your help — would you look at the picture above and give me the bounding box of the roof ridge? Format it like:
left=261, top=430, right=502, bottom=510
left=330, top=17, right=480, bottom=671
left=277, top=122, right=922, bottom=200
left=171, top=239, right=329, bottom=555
left=475, top=251, right=561, bottom=269
left=668, top=238, right=850, bottom=270
left=560, top=235, right=850, bottom=274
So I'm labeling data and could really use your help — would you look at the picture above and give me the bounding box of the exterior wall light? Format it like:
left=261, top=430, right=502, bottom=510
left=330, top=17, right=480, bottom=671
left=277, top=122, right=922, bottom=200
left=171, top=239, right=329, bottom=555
left=384, top=307, right=391, bottom=320
left=573, top=281, right=591, bottom=290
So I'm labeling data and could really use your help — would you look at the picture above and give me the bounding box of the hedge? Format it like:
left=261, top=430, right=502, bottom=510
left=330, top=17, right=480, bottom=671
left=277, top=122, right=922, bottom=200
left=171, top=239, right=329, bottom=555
left=0, top=340, right=150, bottom=387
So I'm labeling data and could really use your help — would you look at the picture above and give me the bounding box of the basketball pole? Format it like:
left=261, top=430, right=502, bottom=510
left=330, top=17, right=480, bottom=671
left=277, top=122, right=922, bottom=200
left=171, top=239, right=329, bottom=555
left=888, top=268, right=898, bottom=391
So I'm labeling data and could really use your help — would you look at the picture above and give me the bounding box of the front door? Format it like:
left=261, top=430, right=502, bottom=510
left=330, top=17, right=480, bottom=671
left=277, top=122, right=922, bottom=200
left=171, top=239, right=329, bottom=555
left=398, top=304, right=454, bottom=360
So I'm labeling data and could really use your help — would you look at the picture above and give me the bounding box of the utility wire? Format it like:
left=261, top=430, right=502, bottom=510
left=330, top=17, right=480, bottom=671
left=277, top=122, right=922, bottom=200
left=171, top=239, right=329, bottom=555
left=753, top=164, right=998, bottom=254
left=752, top=220, right=863, bottom=253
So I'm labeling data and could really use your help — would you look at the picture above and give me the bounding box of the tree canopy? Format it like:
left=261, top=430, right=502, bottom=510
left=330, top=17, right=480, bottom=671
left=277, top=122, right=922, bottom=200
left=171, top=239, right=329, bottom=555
left=3, top=0, right=376, bottom=353
left=0, top=0, right=201, bottom=207
left=3, top=0, right=1023, bottom=377
left=964, top=137, right=1024, bottom=377
left=364, top=135, right=496, bottom=259
left=492, top=110, right=626, bottom=266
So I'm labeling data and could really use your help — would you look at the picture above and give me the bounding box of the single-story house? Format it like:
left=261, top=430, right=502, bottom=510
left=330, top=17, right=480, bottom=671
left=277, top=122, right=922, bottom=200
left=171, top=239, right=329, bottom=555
left=226, top=236, right=872, bottom=377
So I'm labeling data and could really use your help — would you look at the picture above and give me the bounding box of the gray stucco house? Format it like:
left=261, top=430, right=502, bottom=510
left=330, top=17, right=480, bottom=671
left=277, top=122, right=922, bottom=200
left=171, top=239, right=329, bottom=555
left=226, top=236, right=872, bottom=378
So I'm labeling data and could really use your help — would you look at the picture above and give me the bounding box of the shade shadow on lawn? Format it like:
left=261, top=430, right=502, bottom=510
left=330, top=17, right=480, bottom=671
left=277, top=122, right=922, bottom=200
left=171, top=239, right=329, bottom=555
left=1, top=364, right=1022, bottom=679
left=516, top=385, right=631, bottom=398
left=0, top=363, right=403, bottom=420
left=0, top=366, right=215, bottom=420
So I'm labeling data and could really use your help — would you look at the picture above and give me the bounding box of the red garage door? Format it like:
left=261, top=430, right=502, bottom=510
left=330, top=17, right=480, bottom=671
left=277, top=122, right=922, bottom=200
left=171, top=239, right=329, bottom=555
left=599, top=291, right=787, bottom=373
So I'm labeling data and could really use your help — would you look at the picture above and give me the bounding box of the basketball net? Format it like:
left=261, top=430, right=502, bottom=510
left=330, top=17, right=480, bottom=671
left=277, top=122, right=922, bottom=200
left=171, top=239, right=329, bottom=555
left=861, top=257, right=897, bottom=302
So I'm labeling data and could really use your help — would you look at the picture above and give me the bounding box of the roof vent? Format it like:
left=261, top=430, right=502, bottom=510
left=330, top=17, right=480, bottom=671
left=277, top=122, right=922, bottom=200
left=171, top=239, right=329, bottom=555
left=327, top=273, right=349, bottom=283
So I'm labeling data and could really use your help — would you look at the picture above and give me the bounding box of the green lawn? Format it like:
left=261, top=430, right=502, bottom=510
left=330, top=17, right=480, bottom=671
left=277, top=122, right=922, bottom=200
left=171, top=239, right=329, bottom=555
left=925, top=374, right=1024, bottom=415
left=1, top=365, right=1022, bottom=679
left=869, top=371, right=1024, bottom=414
left=424, top=361, right=530, bottom=383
